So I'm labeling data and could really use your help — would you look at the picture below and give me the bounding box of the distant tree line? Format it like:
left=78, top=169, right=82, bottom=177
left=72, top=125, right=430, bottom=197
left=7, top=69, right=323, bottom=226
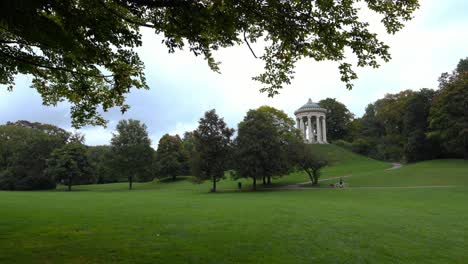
left=0, top=109, right=325, bottom=191
left=323, top=58, right=467, bottom=162
left=0, top=119, right=156, bottom=190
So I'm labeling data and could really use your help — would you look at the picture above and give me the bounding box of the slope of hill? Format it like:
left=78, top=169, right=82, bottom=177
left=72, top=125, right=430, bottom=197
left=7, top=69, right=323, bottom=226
left=337, top=159, right=468, bottom=187
left=276, top=144, right=390, bottom=185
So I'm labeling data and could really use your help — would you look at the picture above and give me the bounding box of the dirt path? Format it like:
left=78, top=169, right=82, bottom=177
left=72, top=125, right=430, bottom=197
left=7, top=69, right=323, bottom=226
left=387, top=163, right=403, bottom=170
left=263, top=184, right=457, bottom=191
left=264, top=162, right=462, bottom=191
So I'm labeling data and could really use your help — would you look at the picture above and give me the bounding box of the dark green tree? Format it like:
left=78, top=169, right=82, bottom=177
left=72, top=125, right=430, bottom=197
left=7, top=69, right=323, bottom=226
left=290, top=142, right=328, bottom=185
left=110, top=119, right=154, bottom=189
left=318, top=98, right=354, bottom=141
left=0, top=123, right=67, bottom=190
left=181, top=131, right=196, bottom=175
left=192, top=110, right=234, bottom=192
left=234, top=109, right=283, bottom=190
left=154, top=134, right=186, bottom=180
left=256, top=105, right=296, bottom=184
left=1, top=0, right=419, bottom=127
left=45, top=143, right=91, bottom=191
left=87, top=145, right=117, bottom=183
left=428, top=58, right=468, bottom=159
left=403, top=88, right=439, bottom=162
left=6, top=120, right=71, bottom=143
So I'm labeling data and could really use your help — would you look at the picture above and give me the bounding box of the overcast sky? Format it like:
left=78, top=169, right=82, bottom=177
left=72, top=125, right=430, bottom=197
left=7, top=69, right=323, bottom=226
left=1, top=0, right=467, bottom=148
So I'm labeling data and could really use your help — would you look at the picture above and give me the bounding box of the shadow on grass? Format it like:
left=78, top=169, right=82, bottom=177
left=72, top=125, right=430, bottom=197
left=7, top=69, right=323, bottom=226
left=157, top=176, right=193, bottom=184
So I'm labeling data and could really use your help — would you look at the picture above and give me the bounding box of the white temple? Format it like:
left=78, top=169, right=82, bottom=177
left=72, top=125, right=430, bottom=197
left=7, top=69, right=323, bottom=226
left=294, top=98, right=328, bottom=144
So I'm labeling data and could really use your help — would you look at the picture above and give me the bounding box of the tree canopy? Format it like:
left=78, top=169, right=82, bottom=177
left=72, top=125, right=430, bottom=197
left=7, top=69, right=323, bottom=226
left=0, top=123, right=66, bottom=190
left=234, top=109, right=283, bottom=189
left=45, top=143, right=91, bottom=191
left=154, top=134, right=187, bottom=180
left=318, top=98, right=354, bottom=141
left=192, top=109, right=234, bottom=192
left=1, top=0, right=419, bottom=127
left=110, top=119, right=154, bottom=189
left=428, top=58, right=468, bottom=159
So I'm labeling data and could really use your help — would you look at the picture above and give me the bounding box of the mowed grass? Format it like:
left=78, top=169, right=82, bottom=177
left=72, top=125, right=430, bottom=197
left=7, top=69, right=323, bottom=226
left=275, top=144, right=390, bottom=185
left=1, top=145, right=468, bottom=264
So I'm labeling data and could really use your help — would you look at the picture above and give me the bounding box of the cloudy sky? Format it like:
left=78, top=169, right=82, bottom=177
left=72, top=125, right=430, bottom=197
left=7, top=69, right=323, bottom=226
left=1, top=0, right=467, bottom=148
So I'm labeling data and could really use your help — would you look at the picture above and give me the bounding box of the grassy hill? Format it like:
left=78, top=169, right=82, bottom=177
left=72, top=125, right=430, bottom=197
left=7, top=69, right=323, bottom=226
left=1, top=145, right=467, bottom=263
left=336, top=159, right=468, bottom=187
left=276, top=144, right=390, bottom=185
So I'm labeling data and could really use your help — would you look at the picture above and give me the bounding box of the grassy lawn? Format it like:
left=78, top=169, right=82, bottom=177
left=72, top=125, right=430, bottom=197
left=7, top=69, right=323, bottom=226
left=1, top=145, right=467, bottom=263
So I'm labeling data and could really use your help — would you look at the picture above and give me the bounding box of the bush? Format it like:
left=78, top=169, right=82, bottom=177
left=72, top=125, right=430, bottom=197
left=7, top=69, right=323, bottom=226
left=334, top=140, right=353, bottom=150
left=0, top=168, right=56, bottom=190
left=351, top=139, right=372, bottom=155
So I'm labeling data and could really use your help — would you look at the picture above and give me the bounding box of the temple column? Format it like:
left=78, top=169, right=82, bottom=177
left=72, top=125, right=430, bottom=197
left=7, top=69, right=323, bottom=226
left=296, top=118, right=300, bottom=129
left=307, top=116, right=313, bottom=143
left=298, top=117, right=304, bottom=140
left=301, top=117, right=307, bottom=138
left=322, top=116, right=328, bottom=143
left=316, top=115, right=322, bottom=143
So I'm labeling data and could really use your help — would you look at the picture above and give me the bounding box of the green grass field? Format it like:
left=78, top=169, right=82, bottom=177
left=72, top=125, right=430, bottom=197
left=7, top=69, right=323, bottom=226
left=1, top=145, right=467, bottom=263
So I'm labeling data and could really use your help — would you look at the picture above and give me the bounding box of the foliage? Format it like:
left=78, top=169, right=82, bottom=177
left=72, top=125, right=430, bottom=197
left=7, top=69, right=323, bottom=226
left=181, top=131, right=196, bottom=174
left=318, top=98, right=354, bottom=141
left=45, top=143, right=92, bottom=191
left=154, top=134, right=187, bottom=180
left=6, top=120, right=71, bottom=143
left=192, top=109, right=234, bottom=192
left=234, top=109, right=284, bottom=189
left=110, top=119, right=154, bottom=189
left=1, top=0, right=419, bottom=127
left=289, top=140, right=328, bottom=185
left=0, top=123, right=67, bottom=190
left=87, top=145, right=118, bottom=184
left=345, top=58, right=467, bottom=162
left=403, top=88, right=440, bottom=162
left=428, top=58, right=468, bottom=159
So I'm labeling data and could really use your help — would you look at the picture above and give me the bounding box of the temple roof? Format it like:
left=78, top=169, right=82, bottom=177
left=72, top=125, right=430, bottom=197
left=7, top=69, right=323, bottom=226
left=294, top=98, right=327, bottom=115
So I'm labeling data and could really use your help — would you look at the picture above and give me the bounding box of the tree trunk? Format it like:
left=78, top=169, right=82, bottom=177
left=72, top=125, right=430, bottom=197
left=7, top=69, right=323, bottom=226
left=262, top=176, right=266, bottom=185
left=253, top=177, right=257, bottom=191
left=267, top=176, right=271, bottom=185
left=464, top=132, right=468, bottom=160
left=212, top=176, right=217, bottom=192
left=312, top=171, right=319, bottom=185
left=129, top=176, right=133, bottom=190
left=306, top=170, right=314, bottom=184
left=68, top=176, right=72, bottom=191
left=172, top=175, right=176, bottom=181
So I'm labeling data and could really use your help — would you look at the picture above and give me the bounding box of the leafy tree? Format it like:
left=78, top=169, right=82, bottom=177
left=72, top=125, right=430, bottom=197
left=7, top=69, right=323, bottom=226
left=429, top=58, right=468, bottom=159
left=234, top=109, right=283, bottom=190
left=1, top=0, right=419, bottom=127
left=0, top=123, right=67, bottom=190
left=87, top=145, right=117, bottom=184
left=360, top=103, right=383, bottom=139
left=110, top=119, right=154, bottom=189
left=6, top=120, right=71, bottom=143
left=45, top=143, right=91, bottom=191
left=352, top=91, right=416, bottom=161
left=255, top=105, right=296, bottom=184
left=318, top=98, right=354, bottom=141
left=403, top=88, right=440, bottom=162
left=181, top=131, right=196, bottom=175
left=192, top=110, right=234, bottom=192
left=154, top=134, right=186, bottom=180
left=345, top=118, right=363, bottom=142
left=290, top=143, right=328, bottom=185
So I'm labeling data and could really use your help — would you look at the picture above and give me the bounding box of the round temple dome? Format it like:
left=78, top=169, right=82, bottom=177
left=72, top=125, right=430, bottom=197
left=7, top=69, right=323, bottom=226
left=294, top=98, right=327, bottom=115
